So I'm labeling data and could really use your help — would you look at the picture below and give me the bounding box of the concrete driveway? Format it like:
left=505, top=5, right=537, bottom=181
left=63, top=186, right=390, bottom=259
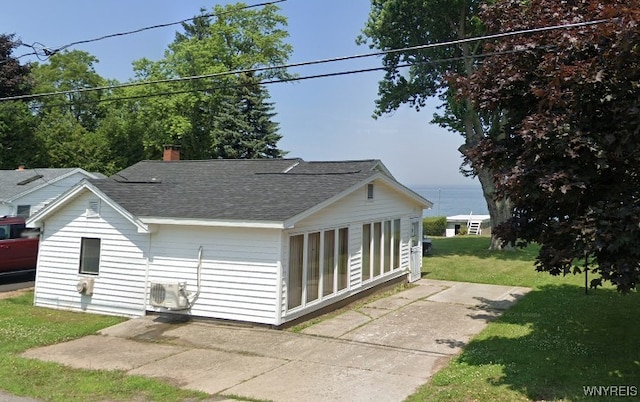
left=22, top=279, right=529, bottom=402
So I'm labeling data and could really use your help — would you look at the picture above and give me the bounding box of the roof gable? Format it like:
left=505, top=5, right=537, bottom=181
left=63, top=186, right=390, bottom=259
left=93, top=159, right=389, bottom=222
left=0, top=168, right=103, bottom=202
left=32, top=159, right=430, bottom=226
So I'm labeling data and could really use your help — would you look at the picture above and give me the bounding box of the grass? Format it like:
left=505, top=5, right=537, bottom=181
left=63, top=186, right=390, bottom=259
left=2, top=237, right=638, bottom=401
left=409, top=236, right=640, bottom=401
left=0, top=292, right=210, bottom=402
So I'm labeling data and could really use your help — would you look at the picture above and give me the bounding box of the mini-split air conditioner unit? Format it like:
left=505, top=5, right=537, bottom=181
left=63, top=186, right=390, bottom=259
left=76, top=277, right=95, bottom=295
left=149, top=281, right=189, bottom=310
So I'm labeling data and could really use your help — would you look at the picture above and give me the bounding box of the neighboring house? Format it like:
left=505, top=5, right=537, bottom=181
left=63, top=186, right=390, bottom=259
left=27, top=154, right=432, bottom=326
left=445, top=214, right=491, bottom=237
left=0, top=167, right=105, bottom=218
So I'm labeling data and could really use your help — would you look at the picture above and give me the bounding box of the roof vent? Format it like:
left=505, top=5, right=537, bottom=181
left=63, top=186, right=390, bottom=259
left=17, top=175, right=43, bottom=185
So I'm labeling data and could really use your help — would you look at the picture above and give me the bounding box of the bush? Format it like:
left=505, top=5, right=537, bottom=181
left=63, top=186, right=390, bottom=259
left=423, top=216, right=446, bottom=236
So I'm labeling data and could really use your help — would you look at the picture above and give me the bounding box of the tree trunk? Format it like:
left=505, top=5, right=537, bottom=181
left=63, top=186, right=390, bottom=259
left=476, top=167, right=513, bottom=250
left=459, top=101, right=512, bottom=251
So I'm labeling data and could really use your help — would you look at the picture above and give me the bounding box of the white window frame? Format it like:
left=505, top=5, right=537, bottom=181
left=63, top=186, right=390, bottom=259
left=286, top=226, right=349, bottom=311
left=362, top=218, right=402, bottom=282
left=79, top=237, right=101, bottom=275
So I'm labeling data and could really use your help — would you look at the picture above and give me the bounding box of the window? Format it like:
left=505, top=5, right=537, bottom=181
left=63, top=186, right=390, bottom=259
left=383, top=221, right=392, bottom=273
left=362, top=219, right=402, bottom=281
left=323, top=230, right=335, bottom=297
left=287, top=227, right=349, bottom=311
left=362, top=224, right=371, bottom=281
left=338, top=228, right=349, bottom=291
left=367, top=183, right=374, bottom=200
left=393, top=219, right=401, bottom=270
left=288, top=235, right=304, bottom=309
left=372, top=222, right=381, bottom=277
left=79, top=238, right=101, bottom=275
left=306, top=232, right=320, bottom=303
left=16, top=205, right=31, bottom=218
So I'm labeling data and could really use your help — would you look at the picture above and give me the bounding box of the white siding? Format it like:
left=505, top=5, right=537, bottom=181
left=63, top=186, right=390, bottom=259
left=34, top=191, right=149, bottom=317
left=280, top=180, right=424, bottom=323
left=147, top=226, right=282, bottom=325
left=0, top=204, right=10, bottom=216
left=11, top=172, right=90, bottom=217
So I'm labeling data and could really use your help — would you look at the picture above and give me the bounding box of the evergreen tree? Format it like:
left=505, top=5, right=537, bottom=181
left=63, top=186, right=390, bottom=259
left=211, top=73, right=284, bottom=159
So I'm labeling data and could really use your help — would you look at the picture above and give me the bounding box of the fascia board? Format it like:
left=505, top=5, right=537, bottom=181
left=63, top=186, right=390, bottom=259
left=283, top=173, right=433, bottom=229
left=27, top=180, right=149, bottom=234
left=139, top=217, right=285, bottom=229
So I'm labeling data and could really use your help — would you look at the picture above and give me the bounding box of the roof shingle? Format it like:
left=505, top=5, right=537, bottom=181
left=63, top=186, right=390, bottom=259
left=90, top=158, right=417, bottom=222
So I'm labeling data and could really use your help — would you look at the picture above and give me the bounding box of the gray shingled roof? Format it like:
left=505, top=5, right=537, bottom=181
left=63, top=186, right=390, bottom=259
left=0, top=168, right=101, bottom=201
left=90, top=158, right=404, bottom=222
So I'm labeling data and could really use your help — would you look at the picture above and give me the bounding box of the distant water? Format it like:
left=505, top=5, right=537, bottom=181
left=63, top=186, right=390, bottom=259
left=411, top=185, right=489, bottom=217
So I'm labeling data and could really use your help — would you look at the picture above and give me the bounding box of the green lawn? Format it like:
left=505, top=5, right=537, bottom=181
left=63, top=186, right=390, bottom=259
left=409, top=236, right=640, bottom=401
left=0, top=293, right=209, bottom=402
left=2, top=237, right=638, bottom=401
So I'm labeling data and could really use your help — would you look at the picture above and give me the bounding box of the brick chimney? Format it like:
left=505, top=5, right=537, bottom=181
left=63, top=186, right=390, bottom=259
left=163, top=145, right=181, bottom=161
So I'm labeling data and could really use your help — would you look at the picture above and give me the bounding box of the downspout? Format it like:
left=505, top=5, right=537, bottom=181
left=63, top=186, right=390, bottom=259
left=275, top=233, right=284, bottom=325
left=142, top=229, right=153, bottom=315
left=187, top=245, right=203, bottom=308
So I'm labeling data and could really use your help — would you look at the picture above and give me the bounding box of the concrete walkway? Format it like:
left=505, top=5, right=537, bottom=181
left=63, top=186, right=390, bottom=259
left=22, top=279, right=529, bottom=402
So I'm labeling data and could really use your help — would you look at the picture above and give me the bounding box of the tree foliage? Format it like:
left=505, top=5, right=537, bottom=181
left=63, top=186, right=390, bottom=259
left=0, top=2, right=291, bottom=173
left=359, top=0, right=513, bottom=250
left=459, top=0, right=640, bottom=292
left=0, top=34, right=40, bottom=169
left=129, top=3, right=292, bottom=160
left=0, top=34, right=31, bottom=97
left=211, top=72, right=284, bottom=158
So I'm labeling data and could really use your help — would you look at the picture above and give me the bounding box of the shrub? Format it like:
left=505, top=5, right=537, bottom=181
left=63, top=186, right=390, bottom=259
left=423, top=216, right=446, bottom=236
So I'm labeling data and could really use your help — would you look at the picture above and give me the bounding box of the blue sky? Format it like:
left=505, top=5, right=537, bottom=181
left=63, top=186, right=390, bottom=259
left=3, top=0, right=479, bottom=187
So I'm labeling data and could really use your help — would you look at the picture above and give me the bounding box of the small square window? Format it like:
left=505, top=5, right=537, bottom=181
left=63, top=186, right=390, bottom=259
left=79, top=237, right=101, bottom=275
left=16, top=205, right=31, bottom=218
left=367, top=183, right=374, bottom=200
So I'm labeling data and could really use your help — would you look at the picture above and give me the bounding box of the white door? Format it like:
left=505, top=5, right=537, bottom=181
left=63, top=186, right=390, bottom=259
left=409, top=219, right=422, bottom=282
left=410, top=246, right=422, bottom=282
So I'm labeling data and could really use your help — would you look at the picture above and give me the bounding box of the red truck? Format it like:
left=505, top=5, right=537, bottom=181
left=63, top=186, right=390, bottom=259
left=0, top=216, right=39, bottom=275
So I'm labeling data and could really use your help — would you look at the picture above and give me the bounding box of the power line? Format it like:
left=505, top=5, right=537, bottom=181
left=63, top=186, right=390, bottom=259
left=28, top=45, right=558, bottom=110
left=0, top=17, right=613, bottom=103
left=4, top=0, right=286, bottom=63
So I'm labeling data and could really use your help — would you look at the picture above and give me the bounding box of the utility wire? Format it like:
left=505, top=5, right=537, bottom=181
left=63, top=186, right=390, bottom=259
left=29, top=45, right=558, bottom=110
left=0, top=17, right=612, bottom=103
left=4, top=0, right=286, bottom=63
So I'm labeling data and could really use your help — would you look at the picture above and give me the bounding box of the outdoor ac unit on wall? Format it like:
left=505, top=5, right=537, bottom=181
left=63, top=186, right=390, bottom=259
left=149, top=281, right=189, bottom=310
left=76, top=277, right=95, bottom=295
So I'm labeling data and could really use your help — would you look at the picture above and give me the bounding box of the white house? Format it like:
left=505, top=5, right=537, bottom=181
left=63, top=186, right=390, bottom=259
left=27, top=155, right=431, bottom=326
left=0, top=167, right=104, bottom=218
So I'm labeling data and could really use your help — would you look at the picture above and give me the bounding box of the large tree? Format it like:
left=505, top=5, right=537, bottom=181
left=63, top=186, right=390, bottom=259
left=359, top=0, right=511, bottom=249
left=30, top=50, right=109, bottom=170
left=460, top=0, right=640, bottom=292
left=211, top=72, right=284, bottom=158
left=130, top=2, right=292, bottom=160
left=0, top=34, right=40, bottom=169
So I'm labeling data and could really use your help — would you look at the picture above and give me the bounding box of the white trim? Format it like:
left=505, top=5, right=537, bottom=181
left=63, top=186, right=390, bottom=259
left=284, top=173, right=432, bottom=228
left=139, top=217, right=285, bottom=229
left=27, top=180, right=149, bottom=234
